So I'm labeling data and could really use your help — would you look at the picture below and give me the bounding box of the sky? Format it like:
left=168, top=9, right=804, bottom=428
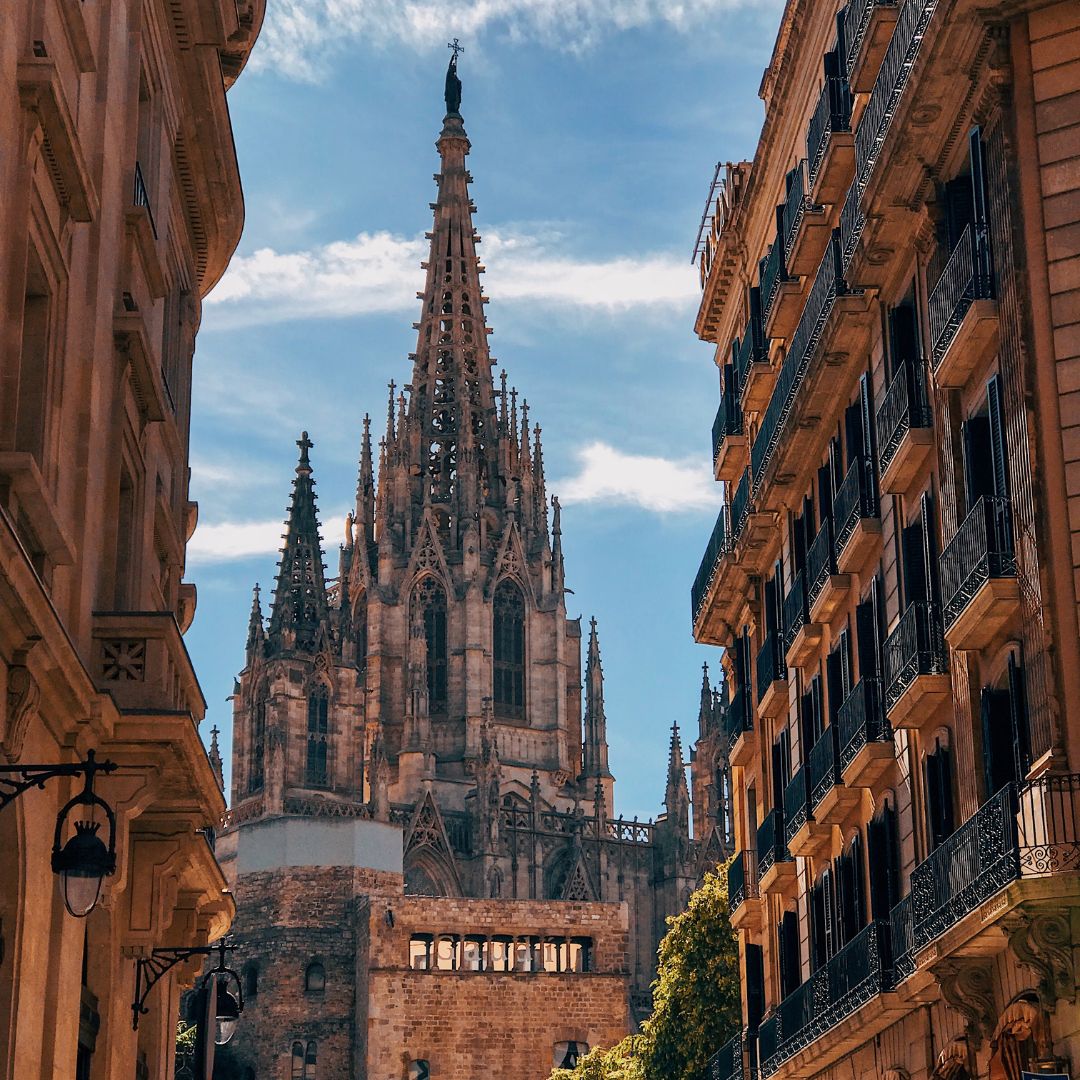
left=187, top=0, right=782, bottom=824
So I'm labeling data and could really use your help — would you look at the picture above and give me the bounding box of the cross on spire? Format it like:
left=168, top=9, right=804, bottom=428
left=447, top=38, right=464, bottom=60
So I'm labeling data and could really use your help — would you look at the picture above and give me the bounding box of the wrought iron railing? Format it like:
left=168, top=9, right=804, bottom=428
left=807, top=76, right=853, bottom=192
left=725, top=686, right=751, bottom=745
left=854, top=0, right=938, bottom=192
left=927, top=223, right=995, bottom=366
left=783, top=161, right=813, bottom=263
left=692, top=506, right=729, bottom=623
left=728, top=849, right=759, bottom=913
left=757, top=807, right=790, bottom=881
left=889, top=894, right=915, bottom=981
left=784, top=766, right=811, bottom=846
left=1016, top=772, right=1080, bottom=876
left=731, top=467, right=752, bottom=544
left=837, top=677, right=891, bottom=773
left=808, top=725, right=841, bottom=811
left=760, top=237, right=789, bottom=327
left=713, top=387, right=744, bottom=463
left=875, top=360, right=932, bottom=477
left=833, top=455, right=879, bottom=558
left=758, top=921, right=891, bottom=1077
left=844, top=0, right=900, bottom=80
left=737, top=309, right=769, bottom=390
left=839, top=181, right=865, bottom=271
left=704, top=1032, right=748, bottom=1080
left=133, top=161, right=158, bottom=239
left=782, top=571, right=809, bottom=656
left=756, top=630, right=787, bottom=703
left=883, top=602, right=947, bottom=712
left=751, top=232, right=851, bottom=493
left=940, top=495, right=1015, bottom=631
left=806, top=517, right=836, bottom=609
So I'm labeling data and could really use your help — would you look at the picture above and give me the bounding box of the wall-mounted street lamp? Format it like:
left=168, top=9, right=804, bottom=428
left=133, top=938, right=244, bottom=1044
left=0, top=750, right=118, bottom=917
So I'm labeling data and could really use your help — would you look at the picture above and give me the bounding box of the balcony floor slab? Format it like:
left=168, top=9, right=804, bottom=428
left=849, top=7, right=901, bottom=93
left=759, top=678, right=789, bottom=720
left=944, top=577, right=1020, bottom=651
left=933, top=298, right=999, bottom=390
left=786, top=623, right=824, bottom=669
left=810, top=135, right=855, bottom=207
left=814, top=783, right=861, bottom=825
left=836, top=518, right=882, bottom=574
left=715, top=435, right=749, bottom=482
left=759, top=858, right=798, bottom=896
left=887, top=674, right=951, bottom=731
left=787, top=211, right=832, bottom=278
left=880, top=428, right=934, bottom=494
left=789, top=819, right=834, bottom=859
left=741, top=360, right=777, bottom=414
left=730, top=897, right=763, bottom=934
left=730, top=728, right=759, bottom=770
left=765, top=279, right=804, bottom=341
left=809, top=574, right=851, bottom=624
left=842, top=740, right=895, bottom=789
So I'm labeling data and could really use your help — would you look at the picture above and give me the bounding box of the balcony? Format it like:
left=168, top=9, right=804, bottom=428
left=928, top=224, right=997, bottom=388
left=691, top=506, right=729, bottom=640
left=875, top=361, right=933, bottom=494
left=807, top=76, right=854, bottom=206
left=758, top=921, right=893, bottom=1079
left=807, top=517, right=850, bottom=623
left=783, top=160, right=830, bottom=277
left=786, top=764, right=831, bottom=857
left=726, top=686, right=757, bottom=769
left=729, top=466, right=778, bottom=576
left=940, top=496, right=1018, bottom=649
left=809, top=724, right=859, bottom=824
left=705, top=1031, right=754, bottom=1080
left=882, top=603, right=949, bottom=729
left=760, top=235, right=801, bottom=341
left=712, top=389, right=747, bottom=482
left=889, top=894, right=915, bottom=982
left=833, top=456, right=880, bottom=573
left=783, top=572, right=822, bottom=668
left=838, top=182, right=865, bottom=278
left=757, top=808, right=796, bottom=893
left=736, top=299, right=773, bottom=414
left=756, top=630, right=788, bottom=719
left=837, top=677, right=893, bottom=788
left=844, top=0, right=901, bottom=93
left=727, top=849, right=762, bottom=933
left=854, top=0, right=937, bottom=193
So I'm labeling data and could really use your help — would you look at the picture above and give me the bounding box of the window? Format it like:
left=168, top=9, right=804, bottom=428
left=291, top=1042, right=316, bottom=1080
left=981, top=655, right=1029, bottom=797
left=242, top=961, right=258, bottom=1000
left=435, top=936, right=459, bottom=971
left=462, top=937, right=483, bottom=971
left=745, top=942, right=765, bottom=1030
left=778, top=909, right=801, bottom=998
left=306, top=687, right=329, bottom=787
left=305, top=1041, right=317, bottom=1080
left=249, top=699, right=266, bottom=794
left=15, top=248, right=53, bottom=465
left=304, top=961, right=325, bottom=993
left=926, top=734, right=955, bottom=849
left=291, top=1042, right=304, bottom=1079
left=410, top=936, right=432, bottom=970
left=836, top=832, right=865, bottom=946
left=493, top=579, right=525, bottom=716
left=867, top=801, right=900, bottom=922
left=412, top=578, right=448, bottom=712
left=409, top=934, right=592, bottom=973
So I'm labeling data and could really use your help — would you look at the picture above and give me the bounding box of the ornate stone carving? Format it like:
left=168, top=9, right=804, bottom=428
left=100, top=639, right=146, bottom=681
left=3, top=660, right=38, bottom=759
left=1006, top=909, right=1076, bottom=1011
left=934, top=959, right=996, bottom=1047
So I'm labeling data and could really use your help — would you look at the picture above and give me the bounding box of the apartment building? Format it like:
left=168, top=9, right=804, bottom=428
left=692, top=0, right=1080, bottom=1077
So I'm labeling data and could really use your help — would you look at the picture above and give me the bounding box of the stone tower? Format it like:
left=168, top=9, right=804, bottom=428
left=225, top=53, right=732, bottom=1018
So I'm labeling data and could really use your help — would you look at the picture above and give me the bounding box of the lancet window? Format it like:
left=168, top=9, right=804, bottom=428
left=306, top=686, right=329, bottom=787
left=493, top=579, right=525, bottom=717
left=412, top=578, right=448, bottom=712
left=248, top=699, right=266, bottom=794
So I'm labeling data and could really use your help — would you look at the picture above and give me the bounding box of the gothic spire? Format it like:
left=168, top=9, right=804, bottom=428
left=208, top=725, right=224, bottom=791
left=267, top=432, right=330, bottom=654
left=664, top=720, right=690, bottom=835
left=356, top=414, right=375, bottom=544
left=582, top=617, right=611, bottom=780
left=698, top=661, right=714, bottom=739
left=246, top=583, right=265, bottom=657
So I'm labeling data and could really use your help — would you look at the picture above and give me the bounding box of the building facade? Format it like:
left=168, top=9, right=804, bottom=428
left=0, top=0, right=261, bottom=1076
left=692, top=1, right=1080, bottom=1079
left=218, top=58, right=734, bottom=1079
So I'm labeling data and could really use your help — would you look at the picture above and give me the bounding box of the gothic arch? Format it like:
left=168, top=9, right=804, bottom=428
left=411, top=575, right=448, bottom=713
left=493, top=577, right=526, bottom=718
left=350, top=587, right=368, bottom=665
left=403, top=850, right=458, bottom=898
left=305, top=678, right=331, bottom=788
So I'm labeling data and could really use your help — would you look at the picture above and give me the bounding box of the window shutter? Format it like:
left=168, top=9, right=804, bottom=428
left=1008, top=655, right=1030, bottom=778
left=884, top=804, right=900, bottom=910
left=845, top=400, right=864, bottom=466
left=987, top=374, right=1010, bottom=502
left=859, top=374, right=876, bottom=472
left=920, top=492, right=938, bottom=605
left=826, top=647, right=843, bottom=726
left=888, top=303, right=919, bottom=376
left=902, top=521, right=927, bottom=607
left=867, top=815, right=887, bottom=921
left=811, top=675, right=825, bottom=745
left=818, top=463, right=834, bottom=524
left=822, top=866, right=837, bottom=959
left=838, top=628, right=853, bottom=699
left=745, top=943, right=765, bottom=1031
left=764, top=575, right=778, bottom=637
left=800, top=686, right=816, bottom=761
left=850, top=832, right=866, bottom=931
left=969, top=126, right=989, bottom=232
left=810, top=881, right=826, bottom=971
left=927, top=745, right=955, bottom=848
left=856, top=595, right=878, bottom=678
left=782, top=910, right=801, bottom=994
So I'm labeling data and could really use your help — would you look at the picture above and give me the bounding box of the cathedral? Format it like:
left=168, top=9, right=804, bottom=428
left=216, top=54, right=733, bottom=1078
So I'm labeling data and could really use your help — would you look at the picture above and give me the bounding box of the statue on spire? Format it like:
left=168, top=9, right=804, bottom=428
left=445, top=40, right=463, bottom=116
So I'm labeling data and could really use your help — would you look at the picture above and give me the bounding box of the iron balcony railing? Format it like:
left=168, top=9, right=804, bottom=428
left=784, top=765, right=811, bottom=846
left=728, top=848, right=759, bottom=913
left=806, top=517, right=837, bottom=610
left=928, top=223, right=995, bottom=366
left=839, top=181, right=865, bottom=272
left=712, top=386, right=744, bottom=464
left=837, top=677, right=891, bottom=773
left=940, top=495, right=1016, bottom=631
left=133, top=161, right=158, bottom=239
left=883, top=602, right=947, bottom=712
left=756, top=630, right=787, bottom=702
left=758, top=921, right=891, bottom=1078
left=757, top=807, right=790, bottom=881
left=760, top=237, right=789, bottom=327
left=751, top=232, right=851, bottom=493
left=875, top=360, right=932, bottom=477
left=736, top=302, right=769, bottom=397
left=725, top=686, right=751, bottom=745
left=704, top=1032, right=748, bottom=1080
left=854, top=0, right=938, bottom=192
left=782, top=571, right=809, bottom=656
left=807, top=76, right=853, bottom=192
left=833, top=455, right=879, bottom=558
left=731, top=467, right=752, bottom=545
left=844, top=0, right=900, bottom=81
left=890, top=894, right=915, bottom=981
left=782, top=161, right=813, bottom=263
left=692, top=506, right=729, bottom=623
left=808, top=725, right=841, bottom=812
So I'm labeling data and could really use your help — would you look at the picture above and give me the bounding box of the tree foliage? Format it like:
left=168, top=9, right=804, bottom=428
left=549, top=863, right=741, bottom=1080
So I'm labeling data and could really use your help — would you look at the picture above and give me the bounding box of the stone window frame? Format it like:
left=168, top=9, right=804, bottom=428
left=303, top=959, right=326, bottom=994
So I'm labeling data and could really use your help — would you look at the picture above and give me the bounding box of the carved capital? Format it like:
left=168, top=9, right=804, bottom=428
left=1007, top=908, right=1076, bottom=1011
left=934, top=958, right=996, bottom=1048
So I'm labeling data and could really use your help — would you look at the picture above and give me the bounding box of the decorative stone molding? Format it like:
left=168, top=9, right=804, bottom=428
left=1005, top=908, right=1076, bottom=1011
left=3, top=657, right=39, bottom=760
left=934, top=959, right=996, bottom=1047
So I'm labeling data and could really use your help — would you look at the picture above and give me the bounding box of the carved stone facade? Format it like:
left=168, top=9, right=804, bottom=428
left=220, top=59, right=734, bottom=1078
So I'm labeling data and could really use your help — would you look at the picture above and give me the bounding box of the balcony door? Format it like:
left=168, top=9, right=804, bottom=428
left=981, top=655, right=1030, bottom=798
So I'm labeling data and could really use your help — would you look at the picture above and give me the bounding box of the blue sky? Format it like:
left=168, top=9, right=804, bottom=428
left=187, top=0, right=780, bottom=823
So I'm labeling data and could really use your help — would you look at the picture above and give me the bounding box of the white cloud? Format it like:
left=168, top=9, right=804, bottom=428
left=204, top=229, right=698, bottom=328
left=187, top=509, right=351, bottom=565
left=253, top=0, right=773, bottom=82
left=556, top=441, right=715, bottom=513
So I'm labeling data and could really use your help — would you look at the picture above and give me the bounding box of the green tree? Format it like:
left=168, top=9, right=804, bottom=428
left=549, top=863, right=741, bottom=1080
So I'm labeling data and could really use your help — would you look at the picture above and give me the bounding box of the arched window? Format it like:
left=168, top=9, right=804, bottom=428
left=248, top=699, right=266, bottom=794
left=304, top=961, right=325, bottom=993
left=306, top=687, right=329, bottom=787
left=412, top=578, right=448, bottom=712
left=291, top=1042, right=304, bottom=1079
left=305, top=1041, right=317, bottom=1080
left=493, top=579, right=525, bottom=716
left=242, top=960, right=258, bottom=1000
